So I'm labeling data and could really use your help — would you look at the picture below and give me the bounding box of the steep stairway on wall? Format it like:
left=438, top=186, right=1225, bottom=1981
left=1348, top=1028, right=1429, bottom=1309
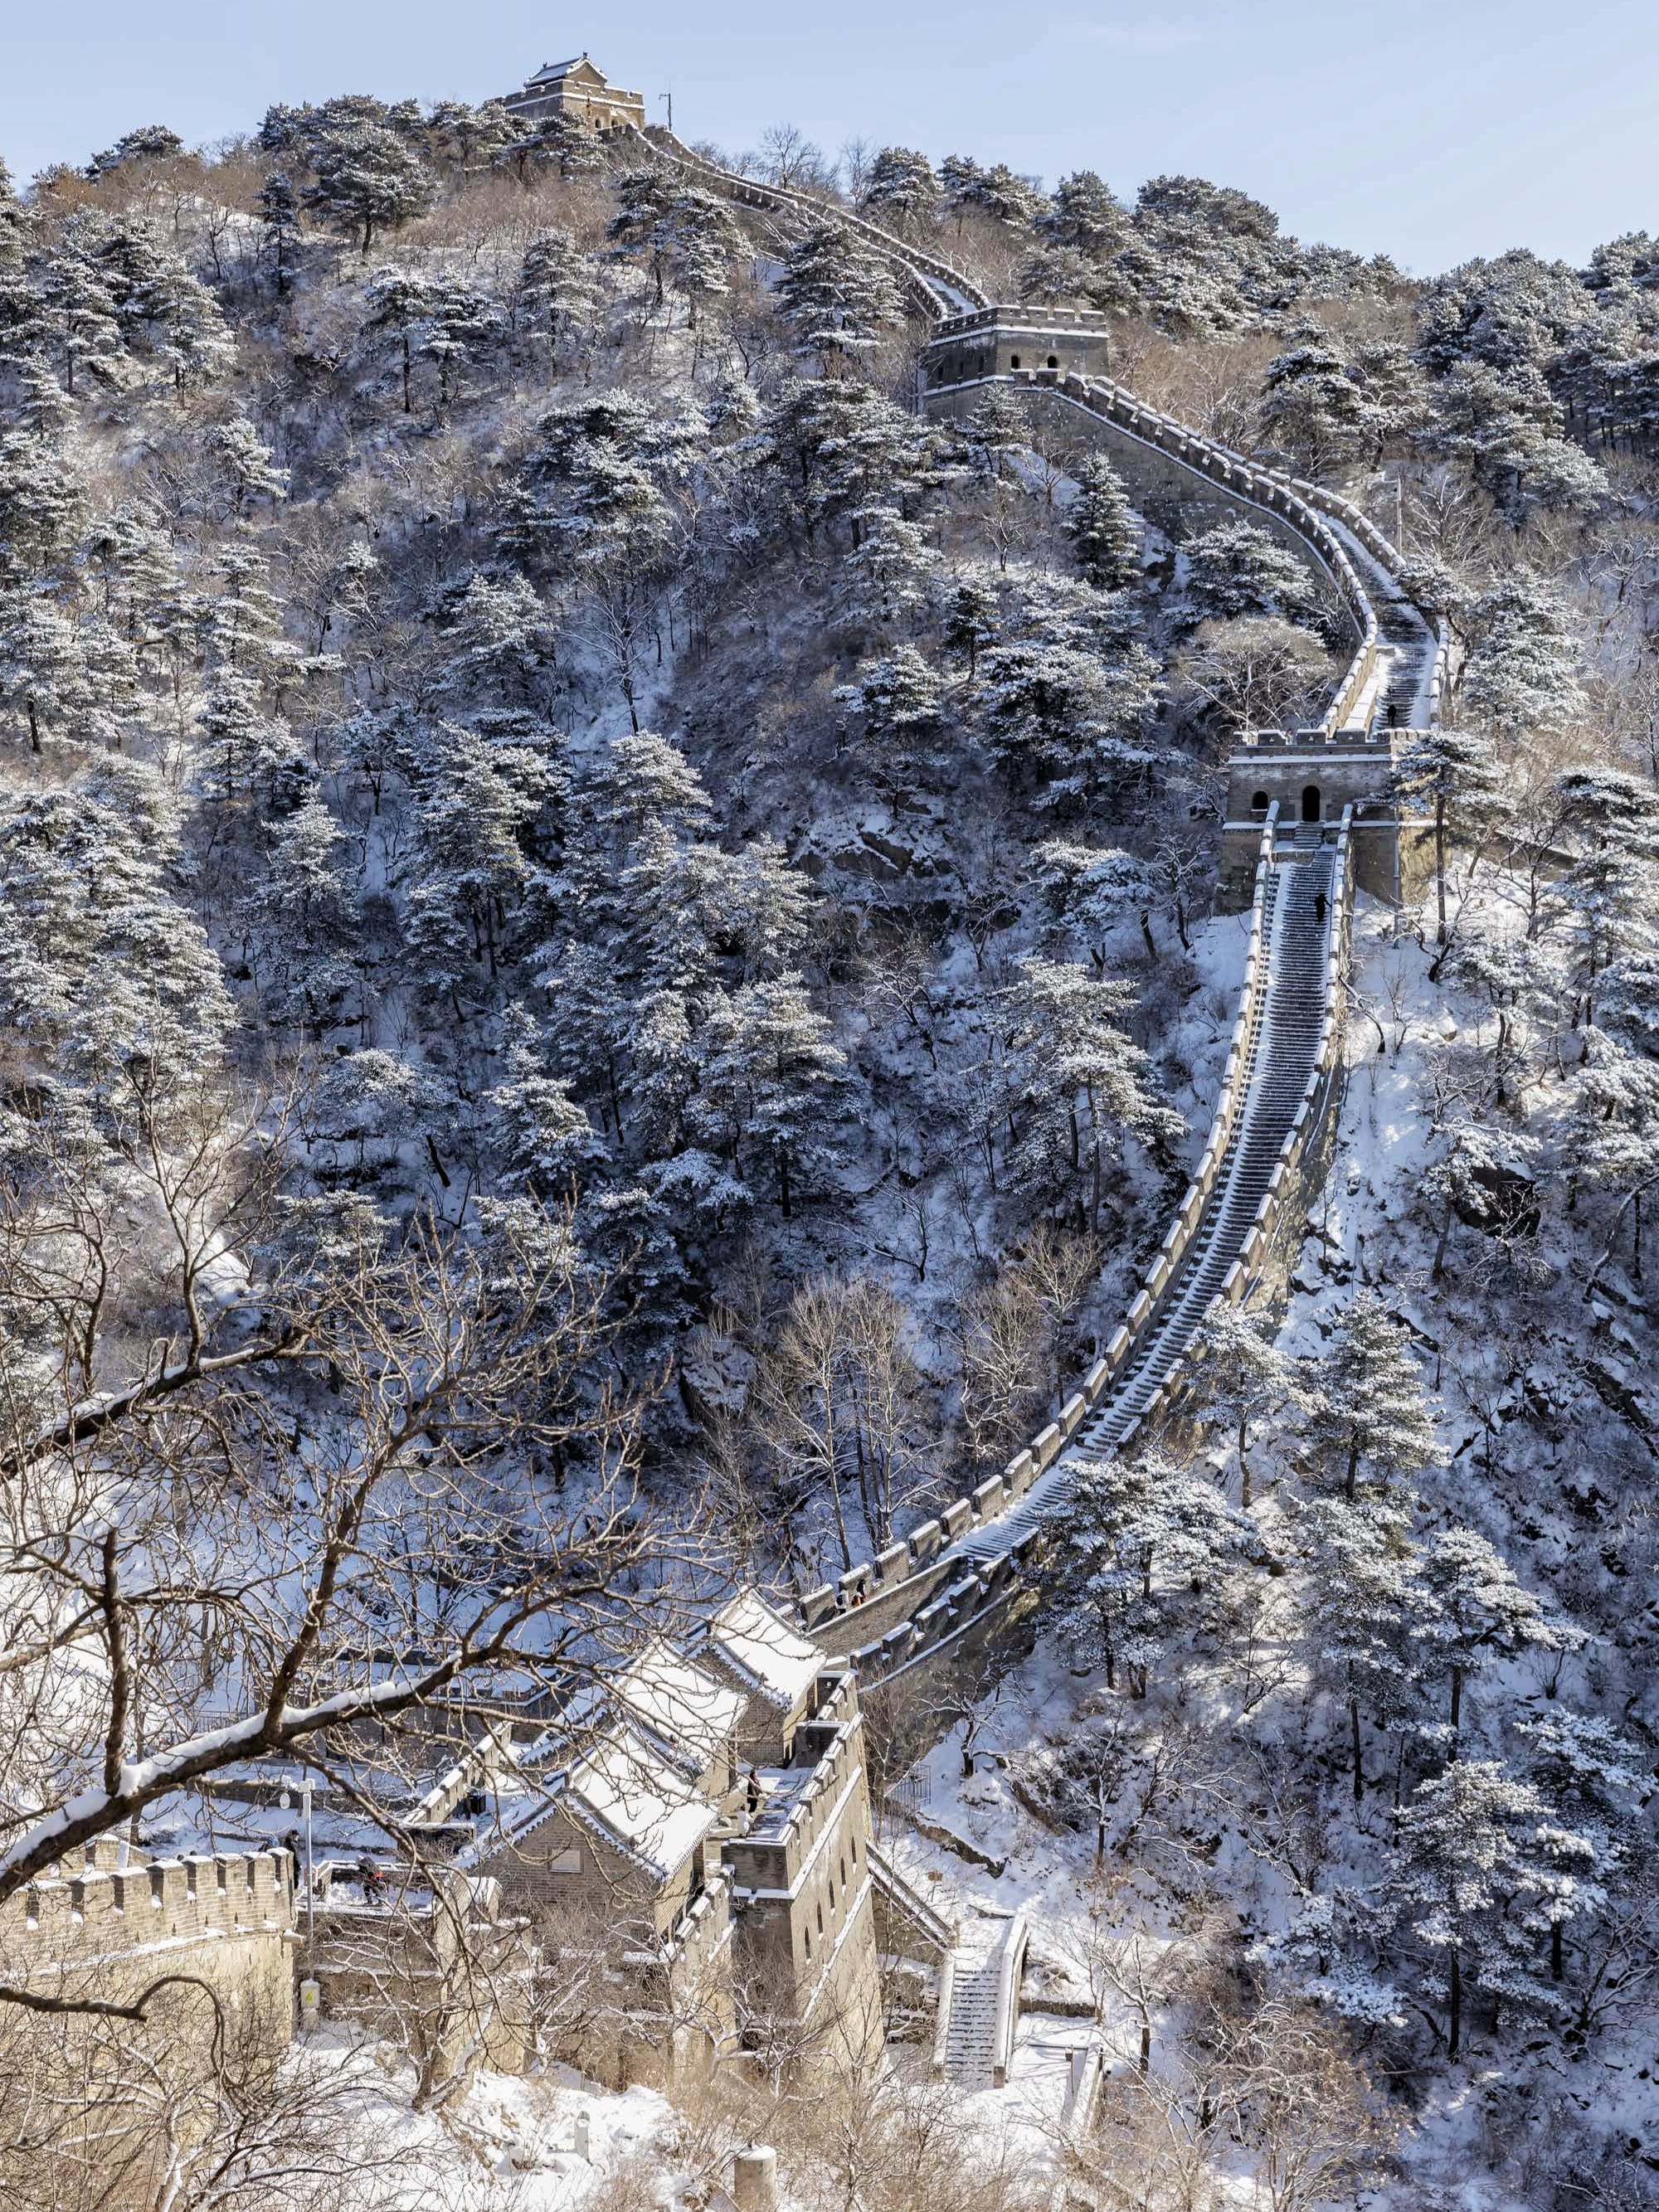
left=951, top=839, right=1336, bottom=1563
left=935, top=1911, right=1026, bottom=2089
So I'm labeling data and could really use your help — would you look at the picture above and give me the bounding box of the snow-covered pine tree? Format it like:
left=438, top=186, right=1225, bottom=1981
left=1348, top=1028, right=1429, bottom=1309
left=306, top=124, right=436, bottom=254
left=1180, top=518, right=1321, bottom=628
left=1415, top=1524, right=1579, bottom=1748
left=1065, top=455, right=1142, bottom=592
left=998, top=955, right=1182, bottom=1228
left=1300, top=1287, right=1440, bottom=1500
left=1300, top=1493, right=1437, bottom=1804
left=38, top=250, right=124, bottom=396
left=1391, top=723, right=1511, bottom=946
left=774, top=224, right=904, bottom=372
left=1384, top=1760, right=1596, bottom=2058
left=256, top=171, right=302, bottom=298
left=694, top=975, right=846, bottom=1220
left=859, top=147, right=942, bottom=226
left=1187, top=1300, right=1311, bottom=1506
left=515, top=227, right=600, bottom=360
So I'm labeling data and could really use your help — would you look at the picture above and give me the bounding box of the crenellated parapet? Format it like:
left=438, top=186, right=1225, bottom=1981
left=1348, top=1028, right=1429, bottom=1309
left=4, top=1846, right=294, bottom=1970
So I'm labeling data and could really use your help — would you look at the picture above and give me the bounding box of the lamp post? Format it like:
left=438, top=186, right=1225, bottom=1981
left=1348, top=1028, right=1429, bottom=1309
left=302, top=1774, right=314, bottom=1964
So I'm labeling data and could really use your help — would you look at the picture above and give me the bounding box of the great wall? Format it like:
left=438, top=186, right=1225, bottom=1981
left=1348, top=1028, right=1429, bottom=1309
left=625, top=120, right=1448, bottom=1710
left=0, top=89, right=1461, bottom=2171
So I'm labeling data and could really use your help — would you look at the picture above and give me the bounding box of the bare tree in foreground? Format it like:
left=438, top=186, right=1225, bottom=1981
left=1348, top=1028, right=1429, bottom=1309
left=0, top=1194, right=687, bottom=1971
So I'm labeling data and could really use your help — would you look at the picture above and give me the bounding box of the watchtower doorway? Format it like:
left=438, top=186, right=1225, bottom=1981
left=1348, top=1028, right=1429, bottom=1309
left=1301, top=785, right=1321, bottom=823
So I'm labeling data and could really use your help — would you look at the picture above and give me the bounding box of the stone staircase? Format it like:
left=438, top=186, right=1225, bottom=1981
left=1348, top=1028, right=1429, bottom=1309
left=935, top=1910, right=1027, bottom=2089
left=953, top=837, right=1336, bottom=1563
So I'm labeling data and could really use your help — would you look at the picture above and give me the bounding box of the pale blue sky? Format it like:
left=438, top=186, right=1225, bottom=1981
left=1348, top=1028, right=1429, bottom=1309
left=3, top=0, right=1651, bottom=275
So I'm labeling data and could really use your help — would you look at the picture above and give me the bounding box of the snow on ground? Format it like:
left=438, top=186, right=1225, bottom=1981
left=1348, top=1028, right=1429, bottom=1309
left=286, top=2030, right=684, bottom=2210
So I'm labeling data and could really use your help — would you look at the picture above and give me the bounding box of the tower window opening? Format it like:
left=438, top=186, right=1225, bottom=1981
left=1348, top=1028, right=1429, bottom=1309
left=1046, top=354, right=1059, bottom=368
left=1009, top=352, right=1021, bottom=369
left=1250, top=790, right=1270, bottom=819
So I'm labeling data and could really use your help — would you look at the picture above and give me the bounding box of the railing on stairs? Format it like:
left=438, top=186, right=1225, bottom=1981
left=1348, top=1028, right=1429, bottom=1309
left=868, top=1839, right=957, bottom=1961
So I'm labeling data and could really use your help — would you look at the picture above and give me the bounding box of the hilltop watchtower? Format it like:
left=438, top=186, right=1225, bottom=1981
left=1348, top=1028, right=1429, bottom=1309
left=499, top=53, right=646, bottom=136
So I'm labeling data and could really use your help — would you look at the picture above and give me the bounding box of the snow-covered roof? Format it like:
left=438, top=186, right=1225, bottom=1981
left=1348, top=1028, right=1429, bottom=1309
left=526, top=54, right=599, bottom=86
left=559, top=1722, right=717, bottom=1878
left=611, top=1642, right=744, bottom=1770
left=701, top=1592, right=823, bottom=1713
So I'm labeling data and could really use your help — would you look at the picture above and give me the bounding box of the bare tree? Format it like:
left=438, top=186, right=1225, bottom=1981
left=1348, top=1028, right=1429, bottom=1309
left=0, top=1200, right=683, bottom=1952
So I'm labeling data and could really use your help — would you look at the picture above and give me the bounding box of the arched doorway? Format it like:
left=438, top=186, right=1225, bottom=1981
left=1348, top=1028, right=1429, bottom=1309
left=1301, top=785, right=1321, bottom=824
left=1250, top=790, right=1270, bottom=819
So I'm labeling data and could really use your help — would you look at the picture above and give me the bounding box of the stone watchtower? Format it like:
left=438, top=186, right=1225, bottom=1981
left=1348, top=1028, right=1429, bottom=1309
left=1215, top=727, right=1431, bottom=907
left=918, top=305, right=1115, bottom=392
left=499, top=54, right=646, bottom=136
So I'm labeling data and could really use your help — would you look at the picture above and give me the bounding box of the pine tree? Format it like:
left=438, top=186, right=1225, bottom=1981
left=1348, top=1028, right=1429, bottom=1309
left=419, top=279, right=504, bottom=411
left=1384, top=1761, right=1595, bottom=2058
left=362, top=268, right=434, bottom=415
left=1034, top=839, right=1162, bottom=965
left=256, top=172, right=302, bottom=298
left=941, top=567, right=1000, bottom=683
left=88, top=216, right=236, bottom=390
left=1301, top=1288, right=1440, bottom=1500
left=85, top=499, right=174, bottom=643
left=1543, top=767, right=1659, bottom=1023
left=980, top=622, right=1163, bottom=810
left=1067, top=1447, right=1261, bottom=1695
left=238, top=793, right=361, bottom=1030
left=1392, top=724, right=1511, bottom=945
left=1180, top=519, right=1320, bottom=626
left=1065, top=455, right=1142, bottom=591
left=1041, top=171, right=1131, bottom=256
left=1416, top=1525, right=1578, bottom=1749
left=1187, top=1301, right=1310, bottom=1506
left=404, top=727, right=540, bottom=986
left=501, top=392, right=699, bottom=576
left=775, top=225, right=904, bottom=371
left=84, top=124, right=186, bottom=177
left=695, top=975, right=846, bottom=1219
left=1458, top=569, right=1585, bottom=734
left=0, top=426, right=87, bottom=576
left=1515, top=1709, right=1642, bottom=1986
left=0, top=584, right=89, bottom=751
left=961, top=383, right=1029, bottom=484
left=515, top=228, right=599, bottom=357
left=1301, top=1494, right=1436, bottom=1805
left=38, top=252, right=124, bottom=396
left=940, top=155, right=1045, bottom=230
left=214, top=416, right=289, bottom=520
left=832, top=504, right=937, bottom=635
left=486, top=1007, right=607, bottom=1202
left=429, top=571, right=561, bottom=725
left=197, top=666, right=290, bottom=798
left=999, top=955, right=1182, bottom=1227
left=832, top=644, right=946, bottom=807
left=859, top=147, right=942, bottom=226
left=307, top=125, right=436, bottom=254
